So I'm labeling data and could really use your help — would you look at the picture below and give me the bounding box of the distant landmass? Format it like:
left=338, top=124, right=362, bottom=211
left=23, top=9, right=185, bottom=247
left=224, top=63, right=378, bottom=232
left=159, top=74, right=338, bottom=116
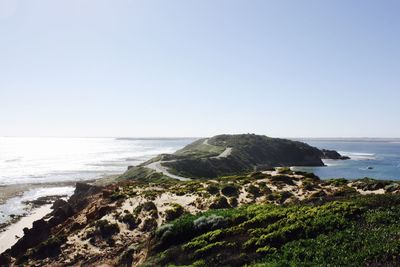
left=122, top=134, right=349, bottom=180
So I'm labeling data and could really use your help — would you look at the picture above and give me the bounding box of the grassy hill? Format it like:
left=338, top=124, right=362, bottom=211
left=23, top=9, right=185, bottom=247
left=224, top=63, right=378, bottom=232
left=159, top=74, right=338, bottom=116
left=162, top=134, right=329, bottom=179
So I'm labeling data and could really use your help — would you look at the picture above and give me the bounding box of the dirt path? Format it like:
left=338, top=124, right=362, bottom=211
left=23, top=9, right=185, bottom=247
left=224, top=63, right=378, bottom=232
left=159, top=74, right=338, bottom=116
left=203, top=138, right=232, bottom=158
left=212, top=147, right=232, bottom=158
left=145, top=161, right=191, bottom=181
left=145, top=138, right=232, bottom=180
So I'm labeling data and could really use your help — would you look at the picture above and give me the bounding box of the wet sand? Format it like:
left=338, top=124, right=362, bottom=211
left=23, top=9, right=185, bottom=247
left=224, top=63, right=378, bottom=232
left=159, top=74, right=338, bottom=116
left=0, top=184, right=33, bottom=206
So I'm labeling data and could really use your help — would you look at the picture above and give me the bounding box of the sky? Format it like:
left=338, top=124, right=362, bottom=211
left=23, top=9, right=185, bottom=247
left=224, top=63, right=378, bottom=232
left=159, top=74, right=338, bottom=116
left=0, top=0, right=399, bottom=138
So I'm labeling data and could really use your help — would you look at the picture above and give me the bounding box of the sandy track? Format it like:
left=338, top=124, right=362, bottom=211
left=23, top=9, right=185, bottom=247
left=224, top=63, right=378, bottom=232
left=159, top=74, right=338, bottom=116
left=145, top=138, right=232, bottom=180
left=145, top=161, right=191, bottom=181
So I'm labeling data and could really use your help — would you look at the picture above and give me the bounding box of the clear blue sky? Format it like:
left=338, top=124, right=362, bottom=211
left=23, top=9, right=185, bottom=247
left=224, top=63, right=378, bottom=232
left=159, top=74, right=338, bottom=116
left=0, top=0, right=399, bottom=138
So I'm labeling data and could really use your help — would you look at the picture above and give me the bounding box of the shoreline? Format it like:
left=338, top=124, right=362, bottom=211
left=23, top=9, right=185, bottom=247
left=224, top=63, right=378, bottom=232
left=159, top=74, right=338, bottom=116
left=0, top=183, right=83, bottom=254
left=0, top=175, right=120, bottom=253
left=0, top=181, right=79, bottom=206
left=0, top=182, right=83, bottom=237
left=0, top=204, right=53, bottom=254
left=0, top=177, right=113, bottom=206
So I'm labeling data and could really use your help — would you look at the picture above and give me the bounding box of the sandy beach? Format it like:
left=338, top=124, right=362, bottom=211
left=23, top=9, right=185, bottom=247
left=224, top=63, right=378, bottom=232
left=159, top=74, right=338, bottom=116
left=0, top=204, right=53, bottom=253
left=0, top=182, right=79, bottom=247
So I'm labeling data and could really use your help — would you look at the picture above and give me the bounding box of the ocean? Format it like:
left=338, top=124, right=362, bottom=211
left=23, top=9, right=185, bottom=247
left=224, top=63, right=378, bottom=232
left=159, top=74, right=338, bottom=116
left=295, top=138, right=400, bottom=180
left=0, top=137, right=195, bottom=185
left=0, top=137, right=195, bottom=225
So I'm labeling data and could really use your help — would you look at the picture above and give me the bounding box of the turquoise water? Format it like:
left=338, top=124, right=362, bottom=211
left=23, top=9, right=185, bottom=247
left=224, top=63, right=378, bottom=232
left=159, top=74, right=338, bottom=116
left=295, top=139, right=400, bottom=180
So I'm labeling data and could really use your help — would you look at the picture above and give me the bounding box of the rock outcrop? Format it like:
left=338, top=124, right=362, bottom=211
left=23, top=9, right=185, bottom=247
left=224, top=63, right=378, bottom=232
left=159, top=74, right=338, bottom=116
left=5, top=183, right=103, bottom=264
left=321, top=149, right=350, bottom=160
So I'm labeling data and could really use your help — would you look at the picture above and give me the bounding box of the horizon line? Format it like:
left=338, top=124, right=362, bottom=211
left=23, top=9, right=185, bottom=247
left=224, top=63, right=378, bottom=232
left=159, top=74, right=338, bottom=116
left=1, top=135, right=400, bottom=140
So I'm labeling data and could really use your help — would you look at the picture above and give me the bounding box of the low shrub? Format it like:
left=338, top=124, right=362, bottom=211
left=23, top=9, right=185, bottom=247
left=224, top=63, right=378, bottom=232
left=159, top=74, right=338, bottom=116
left=270, top=175, right=295, bottom=186
left=206, top=184, right=220, bottom=195
left=142, top=201, right=158, bottom=212
left=141, top=218, right=158, bottom=232
left=165, top=203, right=185, bottom=222
left=221, top=184, right=240, bottom=197
left=33, top=235, right=66, bottom=259
left=327, top=178, right=349, bottom=186
left=193, top=215, right=228, bottom=232
left=210, top=196, right=231, bottom=209
left=120, top=213, right=141, bottom=230
left=96, top=220, right=120, bottom=238
left=229, top=197, right=238, bottom=207
left=277, top=167, right=292, bottom=174
left=247, top=185, right=261, bottom=197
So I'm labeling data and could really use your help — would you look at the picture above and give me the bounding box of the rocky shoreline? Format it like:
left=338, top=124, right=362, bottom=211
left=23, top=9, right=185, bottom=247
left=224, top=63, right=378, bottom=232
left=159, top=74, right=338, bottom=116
left=0, top=181, right=79, bottom=206
left=0, top=194, right=71, bottom=231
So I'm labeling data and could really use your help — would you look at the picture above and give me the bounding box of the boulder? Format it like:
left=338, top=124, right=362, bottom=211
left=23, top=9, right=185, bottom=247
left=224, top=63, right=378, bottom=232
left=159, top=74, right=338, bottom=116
left=10, top=219, right=50, bottom=257
left=86, top=205, right=112, bottom=222
left=0, top=253, right=11, bottom=266
left=68, top=183, right=102, bottom=212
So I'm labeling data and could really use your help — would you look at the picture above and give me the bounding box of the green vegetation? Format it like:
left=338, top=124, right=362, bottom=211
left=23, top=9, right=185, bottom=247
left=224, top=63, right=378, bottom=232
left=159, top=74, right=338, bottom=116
left=117, top=134, right=347, bottom=181
left=206, top=184, right=220, bottom=195
left=142, top=201, right=157, bottom=212
left=269, top=175, right=296, bottom=186
left=221, top=184, right=240, bottom=197
left=119, top=213, right=141, bottom=230
left=110, top=188, right=126, bottom=201
left=353, top=177, right=399, bottom=191
left=246, top=184, right=262, bottom=198
left=209, top=196, right=231, bottom=209
left=326, top=178, right=349, bottom=186
left=31, top=235, right=67, bottom=259
left=174, top=138, right=226, bottom=159
left=141, top=218, right=158, bottom=232
left=118, top=166, right=175, bottom=183
left=145, top=194, right=400, bottom=266
left=157, top=134, right=329, bottom=179
left=165, top=203, right=185, bottom=222
left=95, top=220, right=120, bottom=238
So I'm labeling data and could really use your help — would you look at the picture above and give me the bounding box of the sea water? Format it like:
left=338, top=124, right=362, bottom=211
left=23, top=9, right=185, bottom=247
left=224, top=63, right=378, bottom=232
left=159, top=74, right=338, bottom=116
left=0, top=137, right=195, bottom=225
left=0, top=137, right=195, bottom=185
left=295, top=138, right=400, bottom=180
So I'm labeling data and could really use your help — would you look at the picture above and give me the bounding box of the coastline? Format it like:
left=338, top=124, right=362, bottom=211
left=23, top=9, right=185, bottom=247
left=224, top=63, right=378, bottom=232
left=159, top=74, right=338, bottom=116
left=0, top=183, right=75, bottom=254
left=0, top=176, right=116, bottom=206
left=0, top=181, right=78, bottom=206
left=0, top=204, right=53, bottom=254
left=0, top=175, right=120, bottom=254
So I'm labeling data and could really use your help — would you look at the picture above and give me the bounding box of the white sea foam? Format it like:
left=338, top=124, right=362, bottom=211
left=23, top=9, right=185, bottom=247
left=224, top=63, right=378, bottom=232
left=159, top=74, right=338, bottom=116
left=321, top=159, right=340, bottom=167
left=339, top=151, right=376, bottom=160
